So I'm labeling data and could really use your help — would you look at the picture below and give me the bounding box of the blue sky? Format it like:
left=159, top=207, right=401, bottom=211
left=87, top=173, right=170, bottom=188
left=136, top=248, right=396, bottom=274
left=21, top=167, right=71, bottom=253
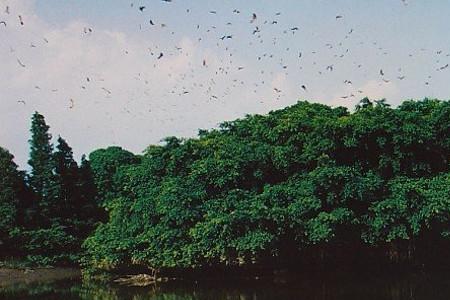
left=1, top=0, right=450, bottom=168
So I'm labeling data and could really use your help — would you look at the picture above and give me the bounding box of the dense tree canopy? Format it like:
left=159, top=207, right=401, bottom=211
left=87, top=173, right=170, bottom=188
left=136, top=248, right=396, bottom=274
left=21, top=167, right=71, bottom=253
left=1, top=99, right=449, bottom=274
left=82, top=99, right=450, bottom=275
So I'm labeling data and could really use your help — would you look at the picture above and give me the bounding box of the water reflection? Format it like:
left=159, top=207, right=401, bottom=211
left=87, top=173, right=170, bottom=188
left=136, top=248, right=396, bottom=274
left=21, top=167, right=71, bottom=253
left=2, top=273, right=450, bottom=300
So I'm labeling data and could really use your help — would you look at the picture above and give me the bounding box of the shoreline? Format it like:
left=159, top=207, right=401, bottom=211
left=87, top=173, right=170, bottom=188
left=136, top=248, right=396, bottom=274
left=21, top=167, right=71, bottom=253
left=0, top=267, right=81, bottom=288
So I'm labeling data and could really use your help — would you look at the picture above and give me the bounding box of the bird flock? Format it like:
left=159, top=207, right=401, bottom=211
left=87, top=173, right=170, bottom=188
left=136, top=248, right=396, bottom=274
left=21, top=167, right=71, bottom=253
left=1, top=0, right=448, bottom=113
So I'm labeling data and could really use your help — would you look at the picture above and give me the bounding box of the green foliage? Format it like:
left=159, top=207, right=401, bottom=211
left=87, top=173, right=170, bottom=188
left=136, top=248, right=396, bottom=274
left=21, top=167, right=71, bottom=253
left=28, top=112, right=56, bottom=225
left=89, top=146, right=140, bottom=205
left=9, top=224, right=79, bottom=266
left=363, top=174, right=450, bottom=243
left=0, top=147, right=27, bottom=252
left=1, top=112, right=102, bottom=266
left=2, top=99, right=450, bottom=272
left=82, top=99, right=450, bottom=275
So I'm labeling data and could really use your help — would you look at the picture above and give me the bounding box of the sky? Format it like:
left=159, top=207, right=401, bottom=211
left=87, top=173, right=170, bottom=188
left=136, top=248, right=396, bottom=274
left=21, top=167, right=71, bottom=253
left=1, top=0, right=450, bottom=168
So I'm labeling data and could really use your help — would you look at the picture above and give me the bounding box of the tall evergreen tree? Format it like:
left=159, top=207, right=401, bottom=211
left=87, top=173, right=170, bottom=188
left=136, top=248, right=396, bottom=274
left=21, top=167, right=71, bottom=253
left=0, top=147, right=26, bottom=253
left=53, top=136, right=79, bottom=225
left=28, top=112, right=56, bottom=225
left=77, top=155, right=105, bottom=232
left=79, top=155, right=97, bottom=204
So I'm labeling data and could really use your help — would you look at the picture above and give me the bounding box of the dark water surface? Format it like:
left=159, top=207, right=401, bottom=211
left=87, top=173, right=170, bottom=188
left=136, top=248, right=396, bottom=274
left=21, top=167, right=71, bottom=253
left=2, top=272, right=450, bottom=300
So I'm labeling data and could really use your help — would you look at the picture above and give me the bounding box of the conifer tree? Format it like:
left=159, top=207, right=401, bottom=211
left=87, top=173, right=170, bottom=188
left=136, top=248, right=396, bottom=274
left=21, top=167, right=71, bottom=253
left=53, top=136, right=78, bottom=225
left=28, top=112, right=56, bottom=225
left=0, top=147, right=26, bottom=253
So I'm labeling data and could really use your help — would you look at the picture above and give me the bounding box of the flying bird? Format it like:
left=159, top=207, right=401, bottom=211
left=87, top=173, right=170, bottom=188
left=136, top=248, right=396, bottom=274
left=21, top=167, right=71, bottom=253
left=18, top=15, right=24, bottom=25
left=336, top=15, right=343, bottom=19
left=380, top=69, right=384, bottom=76
left=157, top=52, right=164, bottom=59
left=250, top=13, right=257, bottom=23
left=0, top=21, right=6, bottom=27
left=139, top=6, right=146, bottom=11
left=301, top=85, right=307, bottom=91
left=16, top=58, right=26, bottom=67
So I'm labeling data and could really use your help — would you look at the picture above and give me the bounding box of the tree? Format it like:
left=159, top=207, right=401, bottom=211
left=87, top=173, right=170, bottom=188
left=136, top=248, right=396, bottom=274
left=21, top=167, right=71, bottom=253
left=82, top=99, right=450, bottom=276
left=88, top=146, right=140, bottom=205
left=0, top=147, right=26, bottom=254
left=53, top=136, right=79, bottom=225
left=28, top=112, right=56, bottom=225
left=77, top=155, right=103, bottom=224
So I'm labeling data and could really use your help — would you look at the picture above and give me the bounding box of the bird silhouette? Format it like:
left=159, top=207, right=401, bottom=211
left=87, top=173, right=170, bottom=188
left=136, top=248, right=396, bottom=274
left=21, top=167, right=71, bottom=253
left=17, top=59, right=26, bottom=67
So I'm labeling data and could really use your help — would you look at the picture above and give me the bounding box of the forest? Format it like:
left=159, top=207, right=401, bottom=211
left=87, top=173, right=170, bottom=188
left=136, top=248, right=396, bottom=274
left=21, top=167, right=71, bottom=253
left=1, top=98, right=449, bottom=277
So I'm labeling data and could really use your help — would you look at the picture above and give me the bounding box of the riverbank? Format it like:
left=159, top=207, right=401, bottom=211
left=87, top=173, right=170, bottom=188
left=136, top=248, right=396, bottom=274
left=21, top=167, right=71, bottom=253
left=0, top=267, right=81, bottom=288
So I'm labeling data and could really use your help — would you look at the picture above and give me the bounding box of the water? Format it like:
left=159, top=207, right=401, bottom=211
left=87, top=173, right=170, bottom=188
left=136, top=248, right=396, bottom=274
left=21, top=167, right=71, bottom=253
left=2, top=273, right=450, bottom=300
